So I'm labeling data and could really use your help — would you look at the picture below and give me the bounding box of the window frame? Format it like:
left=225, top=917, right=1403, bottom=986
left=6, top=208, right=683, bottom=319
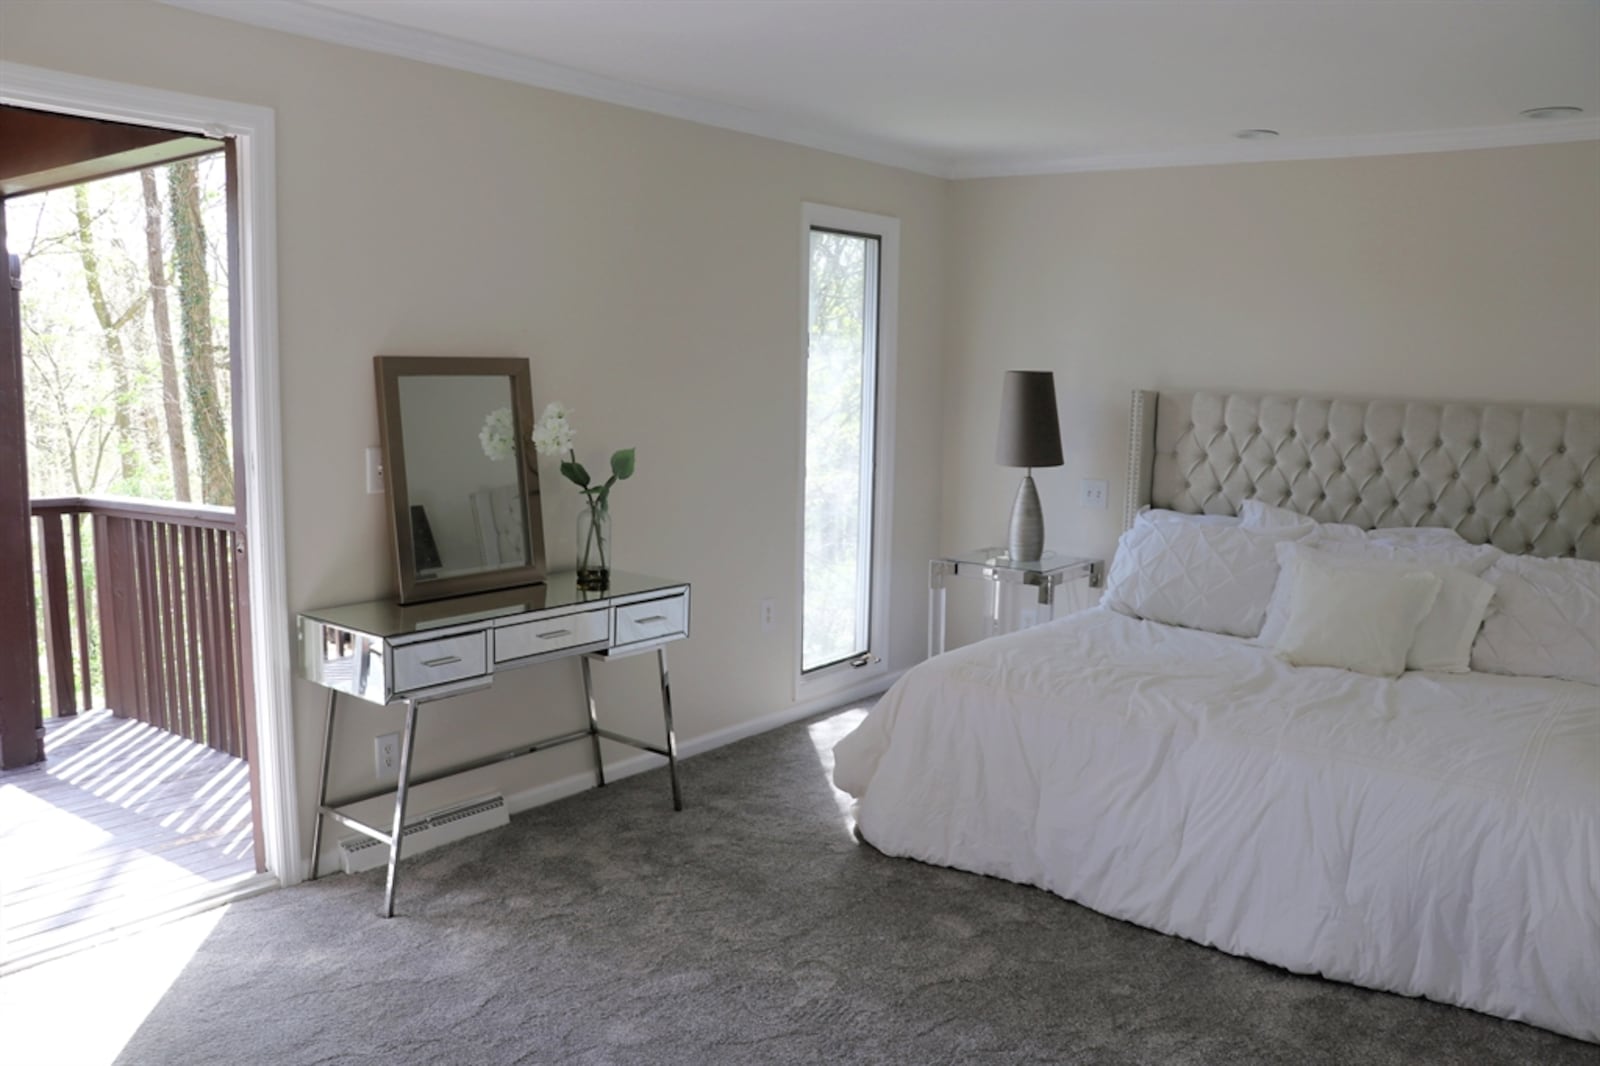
left=795, top=203, right=899, bottom=700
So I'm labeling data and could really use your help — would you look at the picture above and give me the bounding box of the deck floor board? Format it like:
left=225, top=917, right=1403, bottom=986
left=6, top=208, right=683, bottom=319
left=0, top=710, right=256, bottom=965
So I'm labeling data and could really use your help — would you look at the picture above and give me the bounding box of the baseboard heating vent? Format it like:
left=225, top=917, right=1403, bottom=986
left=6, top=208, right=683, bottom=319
left=338, top=794, right=509, bottom=874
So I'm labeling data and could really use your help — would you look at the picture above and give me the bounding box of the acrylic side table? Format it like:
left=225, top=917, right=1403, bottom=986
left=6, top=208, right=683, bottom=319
left=927, top=549, right=1102, bottom=657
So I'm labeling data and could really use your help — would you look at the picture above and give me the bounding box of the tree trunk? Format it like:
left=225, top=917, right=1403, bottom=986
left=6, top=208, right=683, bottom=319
left=72, top=184, right=139, bottom=489
left=140, top=169, right=191, bottom=501
left=169, top=159, right=231, bottom=506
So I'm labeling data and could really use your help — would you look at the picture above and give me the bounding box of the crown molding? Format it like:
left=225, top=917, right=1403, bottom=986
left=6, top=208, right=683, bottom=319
left=945, top=118, right=1600, bottom=179
left=157, top=0, right=952, bottom=177
left=161, top=0, right=1598, bottom=182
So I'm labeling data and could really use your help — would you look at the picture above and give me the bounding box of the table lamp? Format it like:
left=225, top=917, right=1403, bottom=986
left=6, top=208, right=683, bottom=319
left=995, top=370, right=1063, bottom=562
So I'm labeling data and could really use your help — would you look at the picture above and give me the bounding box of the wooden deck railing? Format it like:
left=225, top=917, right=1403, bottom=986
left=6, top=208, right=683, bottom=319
left=30, top=495, right=250, bottom=760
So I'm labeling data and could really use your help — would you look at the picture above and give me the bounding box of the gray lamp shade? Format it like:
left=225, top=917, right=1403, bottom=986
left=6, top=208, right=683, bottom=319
left=995, top=370, right=1064, bottom=468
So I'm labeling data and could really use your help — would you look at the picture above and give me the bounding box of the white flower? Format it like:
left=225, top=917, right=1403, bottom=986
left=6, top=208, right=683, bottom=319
left=479, top=407, right=515, bottom=461
left=530, top=403, right=577, bottom=457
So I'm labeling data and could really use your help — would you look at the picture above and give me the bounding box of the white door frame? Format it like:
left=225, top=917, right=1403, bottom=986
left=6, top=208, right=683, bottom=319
left=1, top=62, right=301, bottom=886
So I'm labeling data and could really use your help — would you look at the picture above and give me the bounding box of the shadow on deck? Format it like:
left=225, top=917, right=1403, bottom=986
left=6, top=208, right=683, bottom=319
left=0, top=709, right=257, bottom=970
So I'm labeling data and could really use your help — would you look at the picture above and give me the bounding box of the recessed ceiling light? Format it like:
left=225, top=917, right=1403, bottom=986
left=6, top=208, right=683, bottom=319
left=1520, top=106, right=1584, bottom=120
left=1234, top=129, right=1280, bottom=140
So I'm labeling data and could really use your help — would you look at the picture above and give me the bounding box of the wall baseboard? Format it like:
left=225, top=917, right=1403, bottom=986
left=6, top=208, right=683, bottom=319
left=312, top=669, right=903, bottom=873
left=505, top=667, right=903, bottom=815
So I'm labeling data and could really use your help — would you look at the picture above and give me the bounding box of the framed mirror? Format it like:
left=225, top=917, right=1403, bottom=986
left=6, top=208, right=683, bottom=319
left=375, top=356, right=547, bottom=604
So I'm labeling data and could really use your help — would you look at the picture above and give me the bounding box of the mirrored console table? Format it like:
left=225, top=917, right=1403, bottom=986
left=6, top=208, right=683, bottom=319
left=297, top=571, right=690, bottom=917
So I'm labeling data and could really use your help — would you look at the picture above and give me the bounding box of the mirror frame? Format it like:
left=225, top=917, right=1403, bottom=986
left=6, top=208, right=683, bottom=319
left=375, top=355, right=547, bottom=604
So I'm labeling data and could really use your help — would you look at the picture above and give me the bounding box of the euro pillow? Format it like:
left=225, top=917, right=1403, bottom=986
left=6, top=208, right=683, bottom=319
left=1471, top=555, right=1600, bottom=686
left=1273, top=549, right=1443, bottom=678
left=1136, top=506, right=1239, bottom=526
left=1102, top=512, right=1309, bottom=638
left=1238, top=500, right=1318, bottom=534
left=1262, top=541, right=1496, bottom=673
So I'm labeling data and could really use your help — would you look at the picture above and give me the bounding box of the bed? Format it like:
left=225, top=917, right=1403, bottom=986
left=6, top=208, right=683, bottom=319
left=834, top=389, right=1600, bottom=1042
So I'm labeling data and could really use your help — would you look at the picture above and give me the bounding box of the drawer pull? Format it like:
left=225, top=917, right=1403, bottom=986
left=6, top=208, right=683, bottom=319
left=421, top=654, right=461, bottom=668
left=536, top=629, right=573, bottom=640
left=635, top=614, right=668, bottom=624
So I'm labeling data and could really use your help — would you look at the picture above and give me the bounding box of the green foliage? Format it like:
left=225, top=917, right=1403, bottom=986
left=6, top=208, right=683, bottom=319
left=803, top=230, right=873, bottom=670
left=6, top=155, right=232, bottom=503
left=610, top=448, right=636, bottom=481
left=560, top=459, right=591, bottom=487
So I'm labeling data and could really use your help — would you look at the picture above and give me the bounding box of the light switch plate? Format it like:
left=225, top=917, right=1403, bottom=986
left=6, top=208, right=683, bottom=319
left=1081, top=479, right=1109, bottom=510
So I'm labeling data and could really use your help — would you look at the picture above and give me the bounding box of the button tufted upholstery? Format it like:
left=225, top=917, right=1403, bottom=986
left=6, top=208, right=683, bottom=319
left=1126, top=390, right=1599, bottom=560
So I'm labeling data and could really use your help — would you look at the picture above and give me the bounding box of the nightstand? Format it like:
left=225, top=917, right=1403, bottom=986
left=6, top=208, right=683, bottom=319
left=928, top=549, right=1103, bottom=657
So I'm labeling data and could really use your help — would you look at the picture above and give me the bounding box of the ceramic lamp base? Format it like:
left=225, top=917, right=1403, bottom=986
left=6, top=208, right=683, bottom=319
left=1007, top=474, right=1045, bottom=561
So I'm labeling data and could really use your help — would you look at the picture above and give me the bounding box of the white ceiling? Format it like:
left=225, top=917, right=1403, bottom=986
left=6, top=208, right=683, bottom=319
left=169, top=0, right=1600, bottom=178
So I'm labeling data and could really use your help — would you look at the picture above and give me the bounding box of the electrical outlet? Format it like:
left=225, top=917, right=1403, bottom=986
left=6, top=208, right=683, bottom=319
left=366, top=447, right=384, bottom=494
left=759, top=598, right=776, bottom=633
left=375, top=732, right=400, bottom=782
left=1081, top=479, right=1109, bottom=510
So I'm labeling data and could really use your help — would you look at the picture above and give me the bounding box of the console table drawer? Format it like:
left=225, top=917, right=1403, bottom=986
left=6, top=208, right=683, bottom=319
left=392, top=633, right=487, bottom=692
left=495, top=607, right=609, bottom=662
left=614, top=593, right=687, bottom=646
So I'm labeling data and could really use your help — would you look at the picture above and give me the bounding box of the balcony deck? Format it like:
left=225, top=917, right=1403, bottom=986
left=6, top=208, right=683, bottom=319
left=0, top=709, right=256, bottom=969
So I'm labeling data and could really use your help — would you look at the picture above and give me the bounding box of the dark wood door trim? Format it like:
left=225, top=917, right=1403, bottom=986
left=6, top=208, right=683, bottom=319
left=0, top=209, right=45, bottom=769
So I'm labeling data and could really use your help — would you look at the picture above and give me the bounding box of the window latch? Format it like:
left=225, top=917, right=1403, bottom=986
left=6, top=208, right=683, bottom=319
left=849, top=654, right=881, bottom=669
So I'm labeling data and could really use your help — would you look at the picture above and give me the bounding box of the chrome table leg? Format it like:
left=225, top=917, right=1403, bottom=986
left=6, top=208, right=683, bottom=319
left=581, top=656, right=605, bottom=788
left=381, top=697, right=421, bottom=919
left=657, top=647, right=682, bottom=811
left=308, top=688, right=337, bottom=881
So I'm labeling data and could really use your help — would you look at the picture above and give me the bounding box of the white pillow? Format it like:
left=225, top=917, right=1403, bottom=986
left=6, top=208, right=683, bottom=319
left=1255, top=526, right=1498, bottom=643
left=1362, top=528, right=1502, bottom=574
left=1471, top=555, right=1600, bottom=686
left=1137, top=507, right=1239, bottom=526
left=1238, top=500, right=1317, bottom=534
left=1262, top=542, right=1495, bottom=673
left=1102, top=512, right=1308, bottom=637
left=1273, top=549, right=1443, bottom=678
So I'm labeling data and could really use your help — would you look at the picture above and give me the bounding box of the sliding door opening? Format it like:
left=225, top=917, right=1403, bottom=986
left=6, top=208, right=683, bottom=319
left=799, top=204, right=897, bottom=693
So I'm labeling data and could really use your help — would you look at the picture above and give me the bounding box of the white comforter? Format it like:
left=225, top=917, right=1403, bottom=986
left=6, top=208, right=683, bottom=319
left=834, top=608, right=1600, bottom=1041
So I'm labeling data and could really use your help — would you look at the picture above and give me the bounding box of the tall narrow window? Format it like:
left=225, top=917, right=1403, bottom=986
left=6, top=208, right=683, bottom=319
left=801, top=205, right=896, bottom=685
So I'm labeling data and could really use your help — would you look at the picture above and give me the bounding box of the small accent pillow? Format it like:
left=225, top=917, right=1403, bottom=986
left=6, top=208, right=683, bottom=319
left=1274, top=550, right=1443, bottom=678
left=1471, top=555, right=1600, bottom=686
left=1263, top=542, right=1495, bottom=673
left=1102, top=511, right=1309, bottom=637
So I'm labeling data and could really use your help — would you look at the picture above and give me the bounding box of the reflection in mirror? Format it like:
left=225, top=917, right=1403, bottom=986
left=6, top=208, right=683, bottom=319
left=376, top=356, right=546, bottom=604
left=397, top=374, right=528, bottom=580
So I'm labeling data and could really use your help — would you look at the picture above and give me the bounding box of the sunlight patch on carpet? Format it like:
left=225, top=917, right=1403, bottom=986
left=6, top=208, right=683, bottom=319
left=806, top=707, right=869, bottom=839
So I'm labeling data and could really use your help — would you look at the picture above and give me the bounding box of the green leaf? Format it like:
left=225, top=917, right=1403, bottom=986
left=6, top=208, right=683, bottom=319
left=596, top=484, right=611, bottom=509
left=560, top=460, right=591, bottom=487
left=610, top=448, right=636, bottom=480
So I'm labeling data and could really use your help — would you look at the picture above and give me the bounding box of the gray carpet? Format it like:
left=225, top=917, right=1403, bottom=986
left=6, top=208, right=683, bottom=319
left=114, top=706, right=1594, bottom=1066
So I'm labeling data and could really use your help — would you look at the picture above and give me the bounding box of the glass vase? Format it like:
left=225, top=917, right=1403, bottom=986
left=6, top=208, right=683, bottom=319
left=577, top=502, right=611, bottom=591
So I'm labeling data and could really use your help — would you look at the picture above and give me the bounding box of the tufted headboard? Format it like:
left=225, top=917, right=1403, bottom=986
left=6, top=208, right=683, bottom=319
left=1125, top=389, right=1600, bottom=560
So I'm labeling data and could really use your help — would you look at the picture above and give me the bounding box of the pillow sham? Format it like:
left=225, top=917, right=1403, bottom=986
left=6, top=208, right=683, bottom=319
left=1273, top=549, right=1443, bottom=678
left=1262, top=541, right=1496, bottom=673
left=1136, top=506, right=1239, bottom=526
left=1253, top=526, right=1498, bottom=639
left=1102, top=512, right=1308, bottom=638
left=1238, top=500, right=1317, bottom=534
left=1470, top=555, right=1600, bottom=686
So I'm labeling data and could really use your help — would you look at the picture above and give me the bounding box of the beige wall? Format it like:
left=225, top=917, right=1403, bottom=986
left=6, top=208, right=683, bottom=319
left=940, top=142, right=1600, bottom=646
left=1, top=1, right=949, bottom=850
left=6, top=3, right=1599, bottom=854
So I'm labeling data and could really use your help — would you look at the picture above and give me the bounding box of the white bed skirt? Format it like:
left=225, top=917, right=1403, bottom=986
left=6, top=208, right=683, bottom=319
left=834, top=608, right=1600, bottom=1042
